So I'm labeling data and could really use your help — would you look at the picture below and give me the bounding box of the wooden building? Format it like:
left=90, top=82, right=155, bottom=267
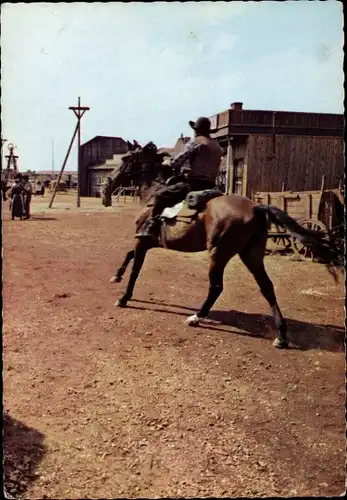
left=210, top=102, right=344, bottom=197
left=88, top=154, right=125, bottom=197
left=79, top=136, right=128, bottom=196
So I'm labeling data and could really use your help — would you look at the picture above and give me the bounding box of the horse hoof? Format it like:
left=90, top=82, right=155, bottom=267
left=185, top=314, right=200, bottom=326
left=115, top=299, right=127, bottom=308
left=273, top=338, right=289, bottom=349
left=109, top=276, right=121, bottom=283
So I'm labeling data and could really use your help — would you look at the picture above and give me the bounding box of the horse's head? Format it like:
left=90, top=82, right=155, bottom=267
left=106, top=140, right=175, bottom=203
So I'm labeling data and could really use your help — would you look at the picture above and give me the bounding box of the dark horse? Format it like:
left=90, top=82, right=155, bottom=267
left=109, top=144, right=344, bottom=349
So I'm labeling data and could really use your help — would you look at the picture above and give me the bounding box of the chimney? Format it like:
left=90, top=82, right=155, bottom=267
left=230, top=102, right=243, bottom=110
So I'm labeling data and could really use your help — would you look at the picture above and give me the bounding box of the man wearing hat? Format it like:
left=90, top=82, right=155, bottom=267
left=136, top=116, right=223, bottom=239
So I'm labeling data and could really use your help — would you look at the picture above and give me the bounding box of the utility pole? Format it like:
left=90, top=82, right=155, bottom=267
left=69, top=97, right=90, bottom=207
left=48, top=97, right=89, bottom=209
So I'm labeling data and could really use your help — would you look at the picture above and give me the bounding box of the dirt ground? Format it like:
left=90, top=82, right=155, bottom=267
left=2, top=193, right=346, bottom=498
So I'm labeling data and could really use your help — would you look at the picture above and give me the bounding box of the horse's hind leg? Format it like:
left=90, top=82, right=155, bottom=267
left=239, top=239, right=289, bottom=349
left=186, top=247, right=232, bottom=326
left=115, top=241, right=150, bottom=307
left=110, top=249, right=135, bottom=283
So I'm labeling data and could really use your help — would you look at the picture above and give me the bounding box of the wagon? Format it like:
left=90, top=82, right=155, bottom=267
left=253, top=176, right=344, bottom=260
left=49, top=179, right=67, bottom=193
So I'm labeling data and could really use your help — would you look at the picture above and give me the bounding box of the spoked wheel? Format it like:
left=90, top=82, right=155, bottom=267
left=291, top=218, right=329, bottom=260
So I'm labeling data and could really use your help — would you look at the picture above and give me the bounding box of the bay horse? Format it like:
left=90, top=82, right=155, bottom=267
left=109, top=144, right=344, bottom=349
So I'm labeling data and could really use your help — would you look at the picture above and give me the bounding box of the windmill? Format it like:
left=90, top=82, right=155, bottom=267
left=3, top=143, right=19, bottom=183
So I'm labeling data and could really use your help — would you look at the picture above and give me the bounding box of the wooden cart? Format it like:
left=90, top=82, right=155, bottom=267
left=253, top=176, right=344, bottom=260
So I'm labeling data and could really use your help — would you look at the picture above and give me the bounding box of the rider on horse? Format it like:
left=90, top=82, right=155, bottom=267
left=136, top=116, right=223, bottom=239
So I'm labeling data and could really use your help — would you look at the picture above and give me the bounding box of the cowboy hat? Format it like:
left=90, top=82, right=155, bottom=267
left=189, top=116, right=211, bottom=133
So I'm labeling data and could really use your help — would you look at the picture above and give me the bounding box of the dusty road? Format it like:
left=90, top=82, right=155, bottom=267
left=2, top=194, right=345, bottom=498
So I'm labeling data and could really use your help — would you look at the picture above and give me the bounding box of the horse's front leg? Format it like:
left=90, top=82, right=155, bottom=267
left=115, top=241, right=150, bottom=307
left=109, top=249, right=135, bottom=283
left=185, top=248, right=230, bottom=326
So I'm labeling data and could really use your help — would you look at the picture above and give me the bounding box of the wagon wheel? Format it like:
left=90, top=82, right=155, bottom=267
left=271, top=224, right=292, bottom=253
left=291, top=219, right=328, bottom=260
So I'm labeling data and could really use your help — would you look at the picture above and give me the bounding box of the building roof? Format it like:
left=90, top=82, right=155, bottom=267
left=81, top=135, right=127, bottom=147
left=88, top=153, right=125, bottom=171
left=158, top=135, right=191, bottom=157
left=210, top=102, right=344, bottom=139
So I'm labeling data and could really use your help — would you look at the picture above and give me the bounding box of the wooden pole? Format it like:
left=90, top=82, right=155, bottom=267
left=69, top=97, right=90, bottom=208
left=49, top=98, right=89, bottom=209
left=320, top=174, right=326, bottom=194
left=227, top=139, right=234, bottom=195
left=225, top=141, right=230, bottom=195
left=77, top=97, right=81, bottom=208
left=48, top=123, right=79, bottom=208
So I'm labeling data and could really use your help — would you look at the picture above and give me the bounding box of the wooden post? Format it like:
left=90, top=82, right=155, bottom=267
left=69, top=97, right=90, bottom=208
left=77, top=98, right=81, bottom=207
left=242, top=156, right=248, bottom=197
left=48, top=124, right=79, bottom=208
left=320, top=174, right=326, bottom=193
left=49, top=98, right=90, bottom=209
left=226, top=138, right=233, bottom=195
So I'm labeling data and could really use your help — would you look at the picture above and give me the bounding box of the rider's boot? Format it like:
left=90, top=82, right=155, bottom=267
left=135, top=216, right=161, bottom=240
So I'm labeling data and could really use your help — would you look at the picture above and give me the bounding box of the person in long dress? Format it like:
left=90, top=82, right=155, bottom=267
left=10, top=178, right=25, bottom=220
left=22, top=175, right=33, bottom=220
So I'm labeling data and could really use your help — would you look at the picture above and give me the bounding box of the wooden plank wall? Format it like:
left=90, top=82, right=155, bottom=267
left=246, top=134, right=344, bottom=196
left=253, top=191, right=322, bottom=220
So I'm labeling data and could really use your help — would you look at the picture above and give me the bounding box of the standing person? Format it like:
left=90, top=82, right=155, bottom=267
left=9, top=177, right=25, bottom=220
left=22, top=174, right=33, bottom=220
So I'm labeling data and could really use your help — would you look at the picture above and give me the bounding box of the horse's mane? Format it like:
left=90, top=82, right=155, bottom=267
left=138, top=179, right=166, bottom=205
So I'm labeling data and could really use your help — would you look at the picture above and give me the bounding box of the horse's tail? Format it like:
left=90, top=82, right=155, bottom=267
left=255, top=204, right=344, bottom=280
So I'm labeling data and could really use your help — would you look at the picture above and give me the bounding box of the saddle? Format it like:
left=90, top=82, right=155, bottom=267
left=161, top=188, right=224, bottom=222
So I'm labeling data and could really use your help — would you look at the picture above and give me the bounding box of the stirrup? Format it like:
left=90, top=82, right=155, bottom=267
left=135, top=219, right=159, bottom=239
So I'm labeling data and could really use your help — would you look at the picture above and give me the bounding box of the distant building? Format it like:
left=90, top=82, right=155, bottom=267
left=88, top=154, right=126, bottom=197
left=158, top=134, right=191, bottom=157
left=79, top=135, right=129, bottom=196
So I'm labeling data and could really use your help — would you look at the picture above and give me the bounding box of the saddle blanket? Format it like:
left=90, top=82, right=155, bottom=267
left=162, top=202, right=184, bottom=219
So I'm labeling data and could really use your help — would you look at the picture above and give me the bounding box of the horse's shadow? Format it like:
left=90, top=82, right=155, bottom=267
left=129, top=299, right=345, bottom=353
left=3, top=412, right=46, bottom=498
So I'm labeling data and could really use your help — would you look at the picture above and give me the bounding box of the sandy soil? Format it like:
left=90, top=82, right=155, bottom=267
left=2, top=193, right=345, bottom=498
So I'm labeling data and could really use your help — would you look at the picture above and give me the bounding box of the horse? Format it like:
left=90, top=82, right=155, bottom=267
left=109, top=143, right=344, bottom=349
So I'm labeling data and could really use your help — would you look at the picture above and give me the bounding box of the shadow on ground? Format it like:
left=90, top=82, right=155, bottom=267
left=129, top=299, right=345, bottom=352
left=30, top=217, right=58, bottom=221
left=3, top=412, right=46, bottom=498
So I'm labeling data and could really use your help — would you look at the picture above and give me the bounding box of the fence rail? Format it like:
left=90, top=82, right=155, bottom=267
left=112, top=186, right=139, bottom=203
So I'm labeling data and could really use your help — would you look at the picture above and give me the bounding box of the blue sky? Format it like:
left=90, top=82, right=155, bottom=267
left=1, top=1, right=344, bottom=172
